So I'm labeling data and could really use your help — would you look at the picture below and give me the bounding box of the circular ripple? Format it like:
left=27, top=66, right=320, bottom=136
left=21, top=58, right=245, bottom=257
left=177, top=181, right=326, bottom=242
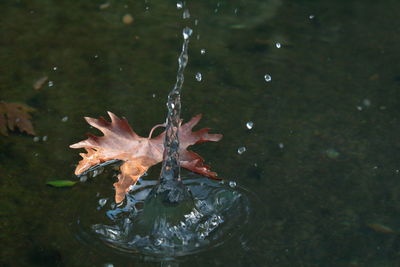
left=76, top=177, right=253, bottom=259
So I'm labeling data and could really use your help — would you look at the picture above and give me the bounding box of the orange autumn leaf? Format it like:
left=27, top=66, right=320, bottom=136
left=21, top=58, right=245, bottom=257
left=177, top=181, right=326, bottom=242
left=70, top=112, right=222, bottom=203
left=0, top=102, right=36, bottom=136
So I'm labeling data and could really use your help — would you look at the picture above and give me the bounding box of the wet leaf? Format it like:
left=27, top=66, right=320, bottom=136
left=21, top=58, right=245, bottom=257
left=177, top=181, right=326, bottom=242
left=0, top=102, right=36, bottom=136
left=46, top=180, right=77, bottom=187
left=230, top=24, right=247, bottom=29
left=367, top=223, right=395, bottom=234
left=325, top=148, right=340, bottom=159
left=70, top=112, right=222, bottom=203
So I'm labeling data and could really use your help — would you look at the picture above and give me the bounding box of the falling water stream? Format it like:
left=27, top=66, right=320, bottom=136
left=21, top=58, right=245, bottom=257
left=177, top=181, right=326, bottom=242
left=150, top=26, right=193, bottom=204
left=76, top=15, right=253, bottom=261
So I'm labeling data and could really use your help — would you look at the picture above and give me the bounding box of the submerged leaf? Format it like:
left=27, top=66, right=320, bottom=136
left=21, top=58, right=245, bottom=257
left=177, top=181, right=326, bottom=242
left=367, top=223, right=396, bottom=234
left=46, top=180, right=77, bottom=187
left=0, top=102, right=36, bottom=136
left=33, top=76, right=48, bottom=90
left=70, top=112, right=222, bottom=203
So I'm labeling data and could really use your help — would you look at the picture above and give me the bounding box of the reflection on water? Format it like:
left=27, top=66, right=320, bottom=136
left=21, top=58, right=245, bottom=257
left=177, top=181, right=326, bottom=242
left=77, top=177, right=251, bottom=259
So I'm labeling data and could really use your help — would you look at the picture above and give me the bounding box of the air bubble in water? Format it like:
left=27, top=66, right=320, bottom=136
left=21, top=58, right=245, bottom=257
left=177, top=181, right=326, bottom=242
left=246, top=121, right=253, bottom=129
left=61, top=116, right=68, bottom=122
left=229, top=181, right=237, bottom=188
left=195, top=72, right=202, bottom=82
left=183, top=27, right=193, bottom=40
left=183, top=9, right=190, bottom=19
left=278, top=143, right=284, bottom=149
left=200, top=49, right=206, bottom=55
left=237, top=146, right=246, bottom=154
left=48, top=81, right=54, bottom=87
left=264, top=74, right=272, bottom=82
left=276, top=42, right=281, bottom=48
left=309, top=14, right=315, bottom=20
left=176, top=1, right=183, bottom=9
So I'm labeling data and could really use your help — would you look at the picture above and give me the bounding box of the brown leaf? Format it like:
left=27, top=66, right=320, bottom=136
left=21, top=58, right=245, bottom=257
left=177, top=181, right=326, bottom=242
left=70, top=112, right=222, bottom=203
left=0, top=102, right=36, bottom=136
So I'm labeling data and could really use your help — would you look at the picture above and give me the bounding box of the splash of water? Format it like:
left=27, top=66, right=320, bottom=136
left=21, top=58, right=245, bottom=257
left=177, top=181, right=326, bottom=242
left=75, top=33, right=256, bottom=261
left=75, top=14, right=255, bottom=260
left=152, top=27, right=193, bottom=204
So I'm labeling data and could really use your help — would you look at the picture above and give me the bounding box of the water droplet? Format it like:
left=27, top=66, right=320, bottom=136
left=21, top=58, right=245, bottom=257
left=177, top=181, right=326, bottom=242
left=94, top=54, right=99, bottom=59
left=264, top=74, right=272, bottom=82
left=237, top=146, right=246, bottom=154
left=48, top=81, right=54, bottom=87
left=61, top=116, right=68, bottom=122
left=276, top=42, right=281, bottom=48
left=309, top=14, right=315, bottom=20
left=183, top=9, right=190, bottom=19
left=234, top=8, right=238, bottom=14
left=53, top=66, right=58, bottom=71
left=182, top=27, right=192, bottom=39
left=33, top=136, right=40, bottom=142
left=155, top=237, right=165, bottom=246
left=200, top=49, right=206, bottom=55
left=194, top=19, right=199, bottom=26
left=176, top=1, right=183, bottom=9
left=195, top=72, right=202, bottom=82
left=104, top=264, right=114, bottom=267
left=98, top=198, right=108, bottom=207
left=42, top=136, right=48, bottom=142
left=229, top=181, right=237, bottom=188
left=278, top=143, right=284, bottom=149
left=152, top=93, right=156, bottom=98
left=246, top=121, right=253, bottom=129
left=356, top=106, right=363, bottom=111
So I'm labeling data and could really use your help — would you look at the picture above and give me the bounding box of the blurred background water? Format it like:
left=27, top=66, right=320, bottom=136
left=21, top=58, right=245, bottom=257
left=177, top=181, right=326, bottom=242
left=1, top=0, right=400, bottom=266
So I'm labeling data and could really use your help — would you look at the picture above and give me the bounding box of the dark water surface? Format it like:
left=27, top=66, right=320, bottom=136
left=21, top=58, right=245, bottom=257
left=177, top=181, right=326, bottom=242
left=2, top=0, right=400, bottom=266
